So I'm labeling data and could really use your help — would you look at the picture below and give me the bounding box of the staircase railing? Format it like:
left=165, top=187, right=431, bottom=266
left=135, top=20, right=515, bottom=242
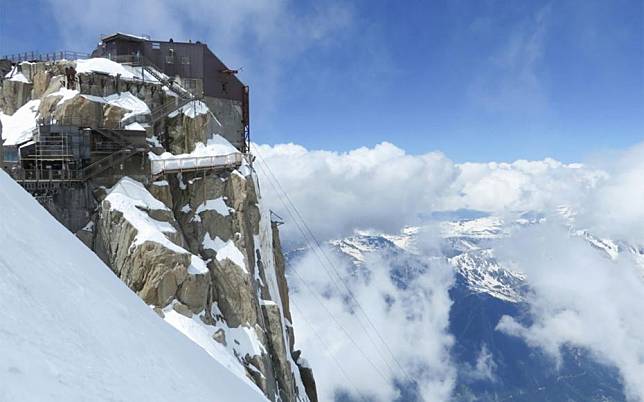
left=151, top=96, right=201, bottom=122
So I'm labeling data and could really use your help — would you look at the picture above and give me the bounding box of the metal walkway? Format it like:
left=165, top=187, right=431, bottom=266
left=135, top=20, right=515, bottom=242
left=150, top=153, right=243, bottom=177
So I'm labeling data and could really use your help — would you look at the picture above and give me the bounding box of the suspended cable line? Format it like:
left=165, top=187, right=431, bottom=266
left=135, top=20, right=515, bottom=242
left=285, top=235, right=393, bottom=384
left=251, top=146, right=419, bottom=388
left=289, top=298, right=372, bottom=402
left=251, top=159, right=393, bottom=385
left=251, top=151, right=398, bottom=376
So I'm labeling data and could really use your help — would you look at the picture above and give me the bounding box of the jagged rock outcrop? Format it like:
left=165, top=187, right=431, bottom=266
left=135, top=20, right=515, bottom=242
left=166, top=101, right=223, bottom=154
left=0, top=78, right=32, bottom=115
left=91, top=179, right=209, bottom=311
left=32, top=70, right=54, bottom=98
left=1, top=58, right=317, bottom=402
left=1, top=61, right=65, bottom=114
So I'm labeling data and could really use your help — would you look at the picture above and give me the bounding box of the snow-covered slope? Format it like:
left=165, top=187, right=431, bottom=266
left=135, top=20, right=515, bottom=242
left=0, top=170, right=267, bottom=402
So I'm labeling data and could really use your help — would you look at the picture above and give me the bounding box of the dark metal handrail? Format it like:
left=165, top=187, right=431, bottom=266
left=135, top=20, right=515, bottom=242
left=1, top=51, right=89, bottom=63
left=36, top=115, right=142, bottom=130
left=37, top=115, right=106, bottom=129
left=11, top=166, right=85, bottom=182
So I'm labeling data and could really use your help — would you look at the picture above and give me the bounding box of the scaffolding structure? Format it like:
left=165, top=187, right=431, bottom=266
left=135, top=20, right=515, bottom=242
left=9, top=122, right=148, bottom=196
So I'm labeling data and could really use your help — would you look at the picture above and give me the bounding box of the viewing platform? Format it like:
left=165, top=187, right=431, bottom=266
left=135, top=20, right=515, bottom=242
left=150, top=152, right=243, bottom=177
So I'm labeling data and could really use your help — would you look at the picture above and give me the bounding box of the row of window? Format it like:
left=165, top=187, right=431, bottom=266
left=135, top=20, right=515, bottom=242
left=165, top=55, right=190, bottom=65
left=150, top=43, right=192, bottom=65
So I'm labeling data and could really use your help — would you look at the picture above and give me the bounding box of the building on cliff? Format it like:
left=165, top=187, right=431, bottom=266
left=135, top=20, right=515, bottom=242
left=91, top=33, right=249, bottom=152
left=1, top=34, right=250, bottom=214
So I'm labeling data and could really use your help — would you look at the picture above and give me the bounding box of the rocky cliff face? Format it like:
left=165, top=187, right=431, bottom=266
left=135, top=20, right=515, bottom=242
left=1, top=59, right=316, bottom=401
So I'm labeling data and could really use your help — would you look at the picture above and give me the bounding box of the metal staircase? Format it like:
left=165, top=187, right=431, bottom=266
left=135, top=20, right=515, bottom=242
left=120, top=95, right=201, bottom=128
left=93, top=128, right=146, bottom=148
left=83, top=127, right=148, bottom=179
left=116, top=55, right=202, bottom=131
left=93, top=128, right=129, bottom=147
left=141, top=64, right=194, bottom=100
left=116, top=54, right=196, bottom=100
left=150, top=96, right=200, bottom=122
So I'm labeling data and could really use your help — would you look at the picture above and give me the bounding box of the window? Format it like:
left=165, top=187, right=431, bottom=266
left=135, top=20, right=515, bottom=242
left=181, top=56, right=190, bottom=65
left=166, top=49, right=175, bottom=64
left=183, top=79, right=199, bottom=90
left=3, top=148, right=18, bottom=162
left=152, top=42, right=161, bottom=50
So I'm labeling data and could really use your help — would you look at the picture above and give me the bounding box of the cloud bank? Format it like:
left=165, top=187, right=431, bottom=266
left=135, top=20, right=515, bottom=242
left=255, top=141, right=644, bottom=401
left=253, top=141, right=605, bottom=243
left=577, top=142, right=644, bottom=244
left=496, top=223, right=644, bottom=401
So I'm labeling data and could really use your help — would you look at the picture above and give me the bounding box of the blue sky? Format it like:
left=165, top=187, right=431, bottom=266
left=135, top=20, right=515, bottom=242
left=1, top=0, right=642, bottom=162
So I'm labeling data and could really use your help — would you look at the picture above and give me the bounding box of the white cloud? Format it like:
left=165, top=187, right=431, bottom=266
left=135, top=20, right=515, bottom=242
left=577, top=142, right=644, bottom=244
left=47, top=0, right=187, bottom=48
left=461, top=344, right=497, bottom=383
left=495, top=223, right=644, bottom=402
left=289, top=245, right=455, bottom=402
left=253, top=142, right=458, bottom=241
left=253, top=142, right=604, bottom=243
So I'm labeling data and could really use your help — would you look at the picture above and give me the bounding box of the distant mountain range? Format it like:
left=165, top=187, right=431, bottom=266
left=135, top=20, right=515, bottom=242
left=286, top=209, right=638, bottom=401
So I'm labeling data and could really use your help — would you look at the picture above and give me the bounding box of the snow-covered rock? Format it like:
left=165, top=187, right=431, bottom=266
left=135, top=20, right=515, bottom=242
left=82, top=168, right=314, bottom=401
left=165, top=102, right=223, bottom=155
left=82, top=92, right=151, bottom=122
left=0, top=75, right=33, bottom=114
left=0, top=99, right=40, bottom=145
left=76, top=57, right=137, bottom=79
